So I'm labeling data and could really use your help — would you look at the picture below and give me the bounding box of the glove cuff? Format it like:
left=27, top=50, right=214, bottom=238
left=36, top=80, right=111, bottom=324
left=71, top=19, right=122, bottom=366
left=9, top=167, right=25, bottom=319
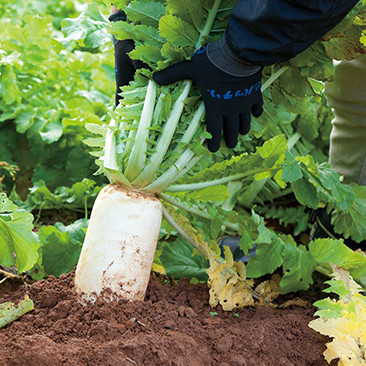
left=108, top=10, right=127, bottom=22
left=207, top=34, right=261, bottom=77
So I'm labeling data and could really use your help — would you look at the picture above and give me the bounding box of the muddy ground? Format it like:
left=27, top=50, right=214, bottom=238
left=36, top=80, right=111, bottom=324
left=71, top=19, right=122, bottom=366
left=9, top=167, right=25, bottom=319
left=0, top=270, right=333, bottom=366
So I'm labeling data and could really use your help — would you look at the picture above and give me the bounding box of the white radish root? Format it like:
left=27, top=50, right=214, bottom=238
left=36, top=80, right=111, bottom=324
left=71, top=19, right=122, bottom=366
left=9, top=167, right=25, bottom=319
left=75, top=183, right=162, bottom=304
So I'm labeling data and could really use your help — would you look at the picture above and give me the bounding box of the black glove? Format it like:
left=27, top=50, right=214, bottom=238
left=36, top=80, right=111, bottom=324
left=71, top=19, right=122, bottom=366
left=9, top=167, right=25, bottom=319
left=153, top=40, right=263, bottom=152
left=109, top=10, right=147, bottom=106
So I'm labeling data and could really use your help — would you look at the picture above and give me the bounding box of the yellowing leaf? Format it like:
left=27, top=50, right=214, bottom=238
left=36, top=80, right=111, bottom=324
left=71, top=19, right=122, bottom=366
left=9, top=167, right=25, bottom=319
left=309, top=318, right=365, bottom=365
left=309, top=267, right=366, bottom=365
left=152, top=262, right=166, bottom=275
left=207, top=259, right=255, bottom=311
left=0, top=295, right=34, bottom=328
left=324, top=336, right=365, bottom=366
left=255, top=274, right=281, bottom=306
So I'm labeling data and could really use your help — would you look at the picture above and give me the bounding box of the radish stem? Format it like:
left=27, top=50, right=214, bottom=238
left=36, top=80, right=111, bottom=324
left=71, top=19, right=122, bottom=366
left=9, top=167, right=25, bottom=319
left=160, top=193, right=241, bottom=232
left=132, top=81, right=192, bottom=186
left=125, top=80, right=157, bottom=181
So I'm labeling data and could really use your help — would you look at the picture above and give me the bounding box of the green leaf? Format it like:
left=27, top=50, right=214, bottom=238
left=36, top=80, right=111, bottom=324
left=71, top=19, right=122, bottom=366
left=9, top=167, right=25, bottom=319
left=159, top=14, right=199, bottom=48
left=323, top=23, right=363, bottom=60
left=252, top=211, right=273, bottom=245
left=246, top=239, right=283, bottom=279
left=282, top=151, right=303, bottom=183
left=166, top=0, right=206, bottom=32
left=278, top=68, right=315, bottom=98
left=108, top=20, right=134, bottom=40
left=160, top=237, right=209, bottom=281
left=0, top=63, right=21, bottom=105
left=316, top=163, right=353, bottom=209
left=129, top=44, right=164, bottom=67
left=0, top=295, right=34, bottom=328
left=54, top=219, right=89, bottom=244
left=312, top=298, right=345, bottom=319
left=280, top=237, right=317, bottom=293
left=17, top=179, right=101, bottom=213
left=15, top=110, right=35, bottom=134
left=182, top=185, right=229, bottom=202
left=0, top=194, right=39, bottom=273
left=61, top=4, right=110, bottom=48
left=125, top=0, right=165, bottom=26
left=132, top=24, right=165, bottom=46
left=34, top=220, right=87, bottom=278
left=0, top=193, right=17, bottom=212
left=39, top=120, right=64, bottom=144
left=309, top=238, right=356, bottom=268
left=159, top=41, right=189, bottom=67
left=291, top=178, right=319, bottom=209
left=331, top=185, right=366, bottom=242
left=257, top=134, right=287, bottom=165
left=110, top=0, right=132, bottom=8
left=309, top=238, right=366, bottom=287
left=259, top=205, right=310, bottom=236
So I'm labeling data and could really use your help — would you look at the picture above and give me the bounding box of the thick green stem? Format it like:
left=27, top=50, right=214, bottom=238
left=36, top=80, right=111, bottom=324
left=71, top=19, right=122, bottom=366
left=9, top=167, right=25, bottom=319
left=180, top=101, right=205, bottom=144
left=125, top=80, right=157, bottom=181
left=133, top=0, right=222, bottom=188
left=153, top=93, right=165, bottom=122
left=166, top=166, right=280, bottom=192
left=144, top=103, right=205, bottom=193
left=162, top=206, right=208, bottom=258
left=145, top=149, right=196, bottom=193
left=287, top=131, right=301, bottom=151
left=262, top=66, right=289, bottom=91
left=125, top=121, right=138, bottom=152
left=160, top=193, right=241, bottom=232
left=132, top=81, right=192, bottom=186
left=166, top=173, right=245, bottom=192
left=196, top=0, right=222, bottom=49
left=172, top=155, right=203, bottom=182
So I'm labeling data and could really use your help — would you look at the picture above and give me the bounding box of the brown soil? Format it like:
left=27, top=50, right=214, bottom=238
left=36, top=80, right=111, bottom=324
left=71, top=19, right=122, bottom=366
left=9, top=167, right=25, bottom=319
left=0, top=271, right=331, bottom=366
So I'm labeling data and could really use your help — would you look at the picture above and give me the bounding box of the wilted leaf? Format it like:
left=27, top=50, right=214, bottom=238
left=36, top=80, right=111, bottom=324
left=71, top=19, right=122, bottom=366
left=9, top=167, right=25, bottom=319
left=0, top=295, right=34, bottom=328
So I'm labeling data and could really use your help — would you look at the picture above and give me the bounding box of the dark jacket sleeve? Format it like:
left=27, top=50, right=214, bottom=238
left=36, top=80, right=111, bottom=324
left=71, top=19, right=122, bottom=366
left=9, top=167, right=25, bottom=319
left=226, top=0, right=359, bottom=66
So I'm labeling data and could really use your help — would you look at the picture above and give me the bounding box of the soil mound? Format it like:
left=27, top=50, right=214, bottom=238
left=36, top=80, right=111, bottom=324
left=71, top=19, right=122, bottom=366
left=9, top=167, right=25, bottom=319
left=0, top=271, right=329, bottom=366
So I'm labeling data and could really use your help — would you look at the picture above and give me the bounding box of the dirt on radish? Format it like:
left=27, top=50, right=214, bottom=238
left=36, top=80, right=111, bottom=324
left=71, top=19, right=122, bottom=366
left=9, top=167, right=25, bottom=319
left=0, top=270, right=332, bottom=366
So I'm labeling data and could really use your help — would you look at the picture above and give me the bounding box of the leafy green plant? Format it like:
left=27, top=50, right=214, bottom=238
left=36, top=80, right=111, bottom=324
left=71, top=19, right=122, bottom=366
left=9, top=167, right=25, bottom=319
left=0, top=188, right=91, bottom=279
left=0, top=193, right=39, bottom=273
left=70, top=0, right=366, bottom=305
left=2, top=0, right=366, bottom=316
left=12, top=179, right=102, bottom=214
left=74, top=0, right=242, bottom=303
left=0, top=161, right=18, bottom=192
left=28, top=219, right=88, bottom=280
left=159, top=236, right=209, bottom=282
left=0, top=0, right=113, bottom=191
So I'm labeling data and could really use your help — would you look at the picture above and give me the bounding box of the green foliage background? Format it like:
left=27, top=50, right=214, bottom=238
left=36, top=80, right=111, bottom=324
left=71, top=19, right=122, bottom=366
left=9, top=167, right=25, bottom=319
left=0, top=0, right=366, bottom=298
left=0, top=0, right=112, bottom=192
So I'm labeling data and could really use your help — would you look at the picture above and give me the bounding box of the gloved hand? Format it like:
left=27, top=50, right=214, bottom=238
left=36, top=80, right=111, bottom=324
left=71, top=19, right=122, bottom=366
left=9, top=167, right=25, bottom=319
left=109, top=9, right=147, bottom=105
left=153, top=40, right=263, bottom=152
